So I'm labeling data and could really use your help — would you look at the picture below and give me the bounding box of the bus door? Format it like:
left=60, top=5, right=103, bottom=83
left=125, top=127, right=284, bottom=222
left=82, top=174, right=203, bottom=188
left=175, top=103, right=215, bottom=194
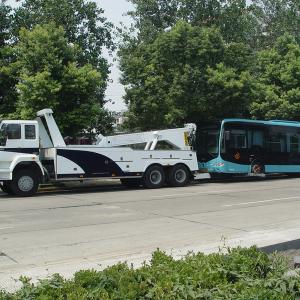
left=265, top=126, right=289, bottom=165
left=222, top=124, right=249, bottom=164
left=288, top=132, right=300, bottom=164
left=222, top=123, right=266, bottom=165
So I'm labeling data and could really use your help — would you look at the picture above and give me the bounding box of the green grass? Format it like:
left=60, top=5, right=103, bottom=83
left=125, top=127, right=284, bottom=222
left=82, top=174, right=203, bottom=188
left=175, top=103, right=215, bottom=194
left=1, top=246, right=300, bottom=299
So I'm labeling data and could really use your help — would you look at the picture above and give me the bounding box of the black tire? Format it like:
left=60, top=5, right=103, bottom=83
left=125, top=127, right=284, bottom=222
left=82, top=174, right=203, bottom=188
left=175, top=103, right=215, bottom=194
left=120, top=178, right=141, bottom=188
left=143, top=165, right=165, bottom=189
left=251, top=160, right=264, bottom=174
left=10, top=169, right=39, bottom=197
left=0, top=182, right=13, bottom=195
left=167, top=164, right=190, bottom=187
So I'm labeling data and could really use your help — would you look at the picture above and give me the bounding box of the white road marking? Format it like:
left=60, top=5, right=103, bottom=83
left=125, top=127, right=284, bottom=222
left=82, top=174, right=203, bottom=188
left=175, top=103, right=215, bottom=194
left=0, top=226, right=14, bottom=230
left=150, top=189, right=235, bottom=199
left=223, top=196, right=300, bottom=207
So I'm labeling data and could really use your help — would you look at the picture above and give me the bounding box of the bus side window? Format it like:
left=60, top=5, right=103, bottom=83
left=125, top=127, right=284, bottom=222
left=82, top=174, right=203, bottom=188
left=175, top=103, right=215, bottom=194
left=267, top=133, right=287, bottom=152
left=230, top=130, right=247, bottom=149
left=252, top=131, right=264, bottom=147
left=290, top=135, right=300, bottom=153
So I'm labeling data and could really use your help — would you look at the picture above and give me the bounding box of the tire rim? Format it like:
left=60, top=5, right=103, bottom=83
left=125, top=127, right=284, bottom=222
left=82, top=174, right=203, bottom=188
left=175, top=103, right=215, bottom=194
left=150, top=170, right=162, bottom=185
left=252, top=164, right=262, bottom=174
left=18, top=176, right=34, bottom=192
left=175, top=169, right=187, bottom=183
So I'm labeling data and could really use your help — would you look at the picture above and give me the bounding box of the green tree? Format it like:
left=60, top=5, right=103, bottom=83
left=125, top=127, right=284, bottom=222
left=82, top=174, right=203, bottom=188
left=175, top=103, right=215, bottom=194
left=127, top=0, right=262, bottom=47
left=14, top=23, right=112, bottom=136
left=254, top=0, right=300, bottom=46
left=0, top=1, right=17, bottom=116
left=120, top=22, right=254, bottom=130
left=12, top=0, right=114, bottom=109
left=250, top=34, right=300, bottom=120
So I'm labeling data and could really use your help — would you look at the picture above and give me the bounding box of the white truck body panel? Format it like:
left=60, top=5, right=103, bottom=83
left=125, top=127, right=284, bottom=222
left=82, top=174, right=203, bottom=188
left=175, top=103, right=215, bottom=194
left=97, top=125, right=195, bottom=151
left=37, top=109, right=65, bottom=147
left=54, top=146, right=198, bottom=178
left=0, top=150, right=43, bottom=180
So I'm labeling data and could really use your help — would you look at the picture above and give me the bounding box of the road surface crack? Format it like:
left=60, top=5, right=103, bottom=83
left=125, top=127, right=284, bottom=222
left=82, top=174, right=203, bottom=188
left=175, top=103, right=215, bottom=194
left=0, top=251, right=18, bottom=264
left=150, top=213, right=249, bottom=233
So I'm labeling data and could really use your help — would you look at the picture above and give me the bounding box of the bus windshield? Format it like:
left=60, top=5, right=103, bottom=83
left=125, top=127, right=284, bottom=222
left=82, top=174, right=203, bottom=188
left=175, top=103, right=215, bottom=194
left=195, top=124, right=220, bottom=162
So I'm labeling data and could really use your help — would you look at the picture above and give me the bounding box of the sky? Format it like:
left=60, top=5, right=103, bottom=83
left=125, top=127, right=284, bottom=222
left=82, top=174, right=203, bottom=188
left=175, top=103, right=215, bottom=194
left=96, top=0, right=134, bottom=112
left=6, top=0, right=134, bottom=112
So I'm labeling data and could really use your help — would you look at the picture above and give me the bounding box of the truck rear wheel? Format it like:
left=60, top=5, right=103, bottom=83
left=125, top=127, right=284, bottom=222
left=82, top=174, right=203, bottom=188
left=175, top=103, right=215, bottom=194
left=0, top=182, right=13, bottom=195
left=10, top=169, right=39, bottom=197
left=167, top=164, right=190, bottom=187
left=143, top=165, right=165, bottom=189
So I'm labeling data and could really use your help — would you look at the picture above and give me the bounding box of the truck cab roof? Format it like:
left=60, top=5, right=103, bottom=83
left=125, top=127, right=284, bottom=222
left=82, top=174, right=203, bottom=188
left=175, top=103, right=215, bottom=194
left=1, top=120, right=38, bottom=124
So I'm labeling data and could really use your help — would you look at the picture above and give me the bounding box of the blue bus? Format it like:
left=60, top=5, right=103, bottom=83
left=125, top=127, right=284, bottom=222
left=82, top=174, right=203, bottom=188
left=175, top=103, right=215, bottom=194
left=195, top=119, right=300, bottom=176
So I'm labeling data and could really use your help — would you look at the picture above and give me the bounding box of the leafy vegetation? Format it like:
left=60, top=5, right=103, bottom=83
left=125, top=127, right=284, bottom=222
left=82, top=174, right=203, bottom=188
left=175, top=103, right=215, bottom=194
left=0, top=0, right=113, bottom=137
left=2, top=0, right=300, bottom=134
left=0, top=247, right=300, bottom=299
left=120, top=22, right=253, bottom=129
left=120, top=0, right=300, bottom=130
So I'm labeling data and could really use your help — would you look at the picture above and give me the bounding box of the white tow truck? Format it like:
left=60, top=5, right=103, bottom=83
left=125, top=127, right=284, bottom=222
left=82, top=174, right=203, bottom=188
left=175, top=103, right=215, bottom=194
left=0, top=109, right=200, bottom=196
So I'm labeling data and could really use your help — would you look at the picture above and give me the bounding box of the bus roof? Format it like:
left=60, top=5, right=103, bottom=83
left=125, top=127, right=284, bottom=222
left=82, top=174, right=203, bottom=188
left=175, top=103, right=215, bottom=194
left=222, top=118, right=300, bottom=128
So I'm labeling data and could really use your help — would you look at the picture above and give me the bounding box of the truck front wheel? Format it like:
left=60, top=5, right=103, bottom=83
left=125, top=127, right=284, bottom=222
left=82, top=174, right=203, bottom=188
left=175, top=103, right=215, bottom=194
left=10, top=169, right=39, bottom=197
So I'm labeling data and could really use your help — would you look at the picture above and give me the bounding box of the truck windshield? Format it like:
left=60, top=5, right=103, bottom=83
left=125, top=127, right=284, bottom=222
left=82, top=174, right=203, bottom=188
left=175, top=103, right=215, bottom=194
left=0, top=123, right=7, bottom=146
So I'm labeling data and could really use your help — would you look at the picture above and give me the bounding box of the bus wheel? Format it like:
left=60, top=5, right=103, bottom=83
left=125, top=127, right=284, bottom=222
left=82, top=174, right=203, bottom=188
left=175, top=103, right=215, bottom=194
left=10, top=169, right=39, bottom=197
left=167, top=164, right=190, bottom=187
left=121, top=178, right=141, bottom=188
left=0, top=182, right=13, bottom=195
left=143, top=165, right=165, bottom=189
left=251, top=162, right=264, bottom=174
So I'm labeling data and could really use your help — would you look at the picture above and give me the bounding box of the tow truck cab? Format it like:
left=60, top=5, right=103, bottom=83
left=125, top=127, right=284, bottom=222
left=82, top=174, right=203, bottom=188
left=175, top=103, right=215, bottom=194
left=0, top=120, right=39, bottom=151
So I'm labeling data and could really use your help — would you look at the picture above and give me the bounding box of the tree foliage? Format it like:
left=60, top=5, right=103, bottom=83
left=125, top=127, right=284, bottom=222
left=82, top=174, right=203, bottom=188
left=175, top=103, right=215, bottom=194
left=13, top=23, right=110, bottom=136
left=120, top=0, right=300, bottom=130
left=120, top=22, right=254, bottom=129
left=0, top=1, right=17, bottom=115
left=13, top=0, right=113, bottom=65
left=250, top=34, right=300, bottom=120
left=253, top=0, right=300, bottom=46
left=127, top=0, right=262, bottom=46
left=0, top=0, right=114, bottom=136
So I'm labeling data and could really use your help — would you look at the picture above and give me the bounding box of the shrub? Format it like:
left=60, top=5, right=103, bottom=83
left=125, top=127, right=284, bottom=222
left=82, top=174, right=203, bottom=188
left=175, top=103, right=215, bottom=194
left=0, top=246, right=299, bottom=300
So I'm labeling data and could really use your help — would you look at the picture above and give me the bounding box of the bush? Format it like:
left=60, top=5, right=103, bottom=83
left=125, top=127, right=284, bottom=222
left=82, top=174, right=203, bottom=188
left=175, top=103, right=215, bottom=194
left=1, top=246, right=300, bottom=299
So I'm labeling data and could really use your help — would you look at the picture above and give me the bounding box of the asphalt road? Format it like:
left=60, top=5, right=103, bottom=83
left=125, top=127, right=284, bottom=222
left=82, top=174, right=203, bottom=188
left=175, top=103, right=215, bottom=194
left=1, top=176, right=300, bottom=290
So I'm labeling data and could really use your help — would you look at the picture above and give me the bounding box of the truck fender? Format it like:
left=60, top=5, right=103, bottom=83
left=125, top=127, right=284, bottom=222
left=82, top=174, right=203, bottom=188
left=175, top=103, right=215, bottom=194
left=143, top=161, right=192, bottom=174
left=10, top=155, right=45, bottom=179
left=142, top=160, right=179, bottom=173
